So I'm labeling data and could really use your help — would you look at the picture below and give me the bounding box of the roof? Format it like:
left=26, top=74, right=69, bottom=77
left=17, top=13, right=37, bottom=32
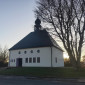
left=9, top=30, right=63, bottom=51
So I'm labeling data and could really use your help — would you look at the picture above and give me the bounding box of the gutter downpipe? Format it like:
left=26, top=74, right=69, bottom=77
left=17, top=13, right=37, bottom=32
left=51, top=47, right=52, bottom=67
left=8, top=51, right=10, bottom=67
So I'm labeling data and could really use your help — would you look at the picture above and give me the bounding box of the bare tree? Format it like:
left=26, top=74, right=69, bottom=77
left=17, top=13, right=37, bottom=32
left=82, top=55, right=85, bottom=62
left=0, top=46, right=8, bottom=63
left=35, top=0, right=85, bottom=68
left=64, top=58, right=72, bottom=67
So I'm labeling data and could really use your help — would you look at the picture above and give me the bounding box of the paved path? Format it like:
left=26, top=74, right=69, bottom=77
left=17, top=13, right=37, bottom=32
left=0, top=76, right=85, bottom=85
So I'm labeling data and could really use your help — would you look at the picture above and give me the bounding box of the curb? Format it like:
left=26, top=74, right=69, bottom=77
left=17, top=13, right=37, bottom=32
left=0, top=75, right=85, bottom=83
left=26, top=77, right=85, bottom=83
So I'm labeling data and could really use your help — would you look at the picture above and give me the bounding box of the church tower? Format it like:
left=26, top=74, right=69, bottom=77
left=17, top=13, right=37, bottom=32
left=34, top=18, right=41, bottom=31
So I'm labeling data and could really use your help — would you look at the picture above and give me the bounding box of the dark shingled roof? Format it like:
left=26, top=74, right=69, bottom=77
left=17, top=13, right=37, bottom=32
left=9, top=30, right=63, bottom=51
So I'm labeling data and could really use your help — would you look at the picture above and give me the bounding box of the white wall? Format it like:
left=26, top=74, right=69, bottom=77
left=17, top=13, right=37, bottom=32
left=52, top=47, right=64, bottom=67
left=9, top=47, right=64, bottom=67
left=9, top=47, right=51, bottom=67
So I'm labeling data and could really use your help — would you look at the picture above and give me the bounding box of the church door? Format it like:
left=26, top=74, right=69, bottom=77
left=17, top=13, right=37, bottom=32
left=16, top=58, right=22, bottom=67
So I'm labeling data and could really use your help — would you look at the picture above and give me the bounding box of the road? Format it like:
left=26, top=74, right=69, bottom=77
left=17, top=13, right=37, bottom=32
left=0, top=76, right=84, bottom=85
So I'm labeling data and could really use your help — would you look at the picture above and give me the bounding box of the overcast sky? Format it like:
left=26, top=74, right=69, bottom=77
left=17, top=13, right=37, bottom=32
left=0, top=0, right=37, bottom=49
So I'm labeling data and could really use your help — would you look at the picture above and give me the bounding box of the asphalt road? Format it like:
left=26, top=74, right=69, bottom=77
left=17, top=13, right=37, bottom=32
left=0, top=76, right=85, bottom=85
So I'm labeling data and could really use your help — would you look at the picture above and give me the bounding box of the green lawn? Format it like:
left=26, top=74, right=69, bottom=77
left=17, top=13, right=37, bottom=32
left=0, top=67, right=85, bottom=78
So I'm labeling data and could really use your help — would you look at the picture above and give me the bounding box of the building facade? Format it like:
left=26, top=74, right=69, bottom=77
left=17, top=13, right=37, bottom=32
left=9, top=18, right=64, bottom=67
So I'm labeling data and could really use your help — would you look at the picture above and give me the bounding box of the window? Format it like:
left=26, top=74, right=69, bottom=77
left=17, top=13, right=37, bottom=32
left=37, top=50, right=40, bottom=53
left=37, top=57, right=40, bottom=63
left=30, top=50, right=33, bottom=53
left=25, top=58, right=28, bottom=63
left=18, top=51, right=21, bottom=54
left=33, top=57, right=36, bottom=63
left=29, top=58, right=32, bottom=63
left=55, top=57, right=57, bottom=63
left=14, top=59, right=15, bottom=62
left=11, top=59, right=13, bottom=62
left=24, top=51, right=27, bottom=54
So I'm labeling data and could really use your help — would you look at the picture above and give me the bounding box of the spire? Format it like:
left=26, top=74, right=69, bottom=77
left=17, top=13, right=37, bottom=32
left=34, top=18, right=41, bottom=31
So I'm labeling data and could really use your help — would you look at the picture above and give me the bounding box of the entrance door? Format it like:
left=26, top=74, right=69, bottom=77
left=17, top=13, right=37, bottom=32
left=17, top=58, right=22, bottom=67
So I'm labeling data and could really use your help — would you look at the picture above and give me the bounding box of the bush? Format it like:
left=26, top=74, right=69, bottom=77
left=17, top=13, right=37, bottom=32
left=0, top=61, right=8, bottom=67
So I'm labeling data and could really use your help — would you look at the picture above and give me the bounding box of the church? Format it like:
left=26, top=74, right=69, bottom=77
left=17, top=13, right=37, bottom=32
left=9, top=18, right=64, bottom=67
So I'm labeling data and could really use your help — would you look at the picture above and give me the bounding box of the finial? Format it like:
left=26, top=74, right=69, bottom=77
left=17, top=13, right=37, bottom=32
left=34, top=18, right=41, bottom=31
left=35, top=18, right=41, bottom=25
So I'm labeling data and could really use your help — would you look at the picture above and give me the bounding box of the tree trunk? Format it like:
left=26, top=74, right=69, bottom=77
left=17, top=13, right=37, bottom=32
left=69, top=55, right=81, bottom=69
left=76, top=57, right=81, bottom=69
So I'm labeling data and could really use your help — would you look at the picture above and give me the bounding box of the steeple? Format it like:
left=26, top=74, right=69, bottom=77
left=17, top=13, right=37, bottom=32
left=34, top=18, right=41, bottom=31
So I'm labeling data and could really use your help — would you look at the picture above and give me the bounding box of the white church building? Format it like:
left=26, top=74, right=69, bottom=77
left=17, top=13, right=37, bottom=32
left=9, top=18, right=64, bottom=67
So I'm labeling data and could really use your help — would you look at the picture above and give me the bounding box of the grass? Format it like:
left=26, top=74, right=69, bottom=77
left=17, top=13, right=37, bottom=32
left=0, top=67, right=85, bottom=78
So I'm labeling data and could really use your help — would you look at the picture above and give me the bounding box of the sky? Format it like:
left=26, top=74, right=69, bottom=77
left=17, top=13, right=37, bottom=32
left=0, top=0, right=84, bottom=58
left=0, top=0, right=36, bottom=49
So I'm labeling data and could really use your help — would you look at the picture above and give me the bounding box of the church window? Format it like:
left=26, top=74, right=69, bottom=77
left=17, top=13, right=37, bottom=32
left=24, top=51, right=27, bottom=54
left=33, top=57, right=36, bottom=63
left=55, top=57, right=57, bottom=63
left=37, top=50, right=40, bottom=53
left=30, top=50, right=33, bottom=53
left=14, top=59, right=15, bottom=62
left=11, top=59, right=13, bottom=62
left=18, top=51, right=21, bottom=54
left=37, top=57, right=40, bottom=63
left=29, top=58, right=32, bottom=63
left=25, top=58, right=28, bottom=63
